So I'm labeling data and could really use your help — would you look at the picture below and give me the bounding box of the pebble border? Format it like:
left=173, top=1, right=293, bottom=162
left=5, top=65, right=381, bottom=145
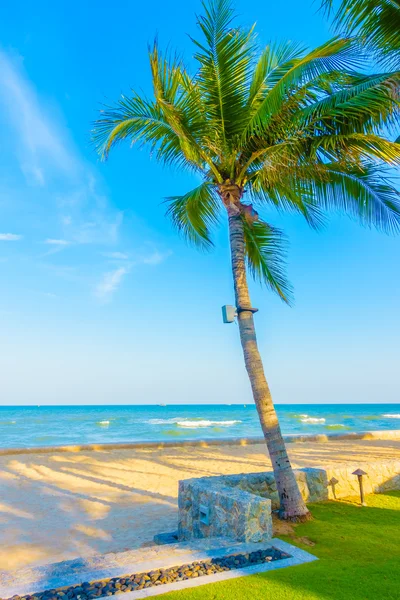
left=4, top=548, right=290, bottom=600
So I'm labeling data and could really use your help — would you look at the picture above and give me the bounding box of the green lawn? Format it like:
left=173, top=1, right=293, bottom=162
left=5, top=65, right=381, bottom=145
left=163, top=492, right=400, bottom=600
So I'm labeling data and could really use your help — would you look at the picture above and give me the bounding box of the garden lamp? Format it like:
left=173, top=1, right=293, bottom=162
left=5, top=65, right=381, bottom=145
left=352, top=468, right=367, bottom=506
left=328, top=477, right=339, bottom=500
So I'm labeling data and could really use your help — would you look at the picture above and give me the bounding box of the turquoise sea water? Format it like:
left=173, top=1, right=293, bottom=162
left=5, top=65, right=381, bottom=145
left=0, top=404, right=399, bottom=449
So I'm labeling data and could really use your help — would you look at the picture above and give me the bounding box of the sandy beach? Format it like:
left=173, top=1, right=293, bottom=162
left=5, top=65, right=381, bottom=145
left=1, top=436, right=399, bottom=572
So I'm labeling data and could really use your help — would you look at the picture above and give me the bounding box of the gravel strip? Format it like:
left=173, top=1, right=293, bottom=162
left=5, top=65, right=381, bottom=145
left=4, top=547, right=290, bottom=600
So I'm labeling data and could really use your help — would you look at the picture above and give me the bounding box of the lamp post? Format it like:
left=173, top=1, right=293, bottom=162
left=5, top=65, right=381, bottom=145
left=352, top=469, right=367, bottom=506
left=328, top=477, right=339, bottom=500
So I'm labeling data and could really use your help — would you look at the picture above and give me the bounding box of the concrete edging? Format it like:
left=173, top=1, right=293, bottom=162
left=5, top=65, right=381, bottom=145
left=95, top=539, right=318, bottom=599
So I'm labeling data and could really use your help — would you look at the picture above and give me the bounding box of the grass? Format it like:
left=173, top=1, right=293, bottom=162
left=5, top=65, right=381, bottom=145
left=163, top=492, right=400, bottom=600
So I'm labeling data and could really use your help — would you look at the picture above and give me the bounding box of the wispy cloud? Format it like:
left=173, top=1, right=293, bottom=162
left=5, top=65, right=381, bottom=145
left=101, top=248, right=171, bottom=268
left=102, top=251, right=129, bottom=260
left=0, top=50, right=77, bottom=186
left=40, top=237, right=71, bottom=257
left=141, top=250, right=172, bottom=265
left=0, top=50, right=122, bottom=248
left=95, top=267, right=129, bottom=303
left=45, top=238, right=70, bottom=246
left=0, top=49, right=168, bottom=308
left=0, top=233, right=22, bottom=241
left=68, top=207, right=123, bottom=245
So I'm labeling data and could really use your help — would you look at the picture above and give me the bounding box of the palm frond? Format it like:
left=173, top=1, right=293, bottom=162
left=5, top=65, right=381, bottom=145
left=165, top=183, right=220, bottom=248
left=315, top=162, right=400, bottom=233
left=310, top=133, right=400, bottom=164
left=249, top=166, right=328, bottom=230
left=249, top=153, right=400, bottom=233
left=295, top=71, right=400, bottom=136
left=243, top=37, right=363, bottom=139
left=92, top=94, right=196, bottom=170
left=148, top=43, right=210, bottom=166
left=247, top=40, right=305, bottom=110
left=323, top=0, right=400, bottom=68
left=242, top=217, right=293, bottom=303
left=242, top=129, right=400, bottom=189
left=192, top=0, right=256, bottom=148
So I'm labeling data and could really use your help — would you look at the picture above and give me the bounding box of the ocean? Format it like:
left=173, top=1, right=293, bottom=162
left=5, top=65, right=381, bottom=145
left=0, top=403, right=399, bottom=449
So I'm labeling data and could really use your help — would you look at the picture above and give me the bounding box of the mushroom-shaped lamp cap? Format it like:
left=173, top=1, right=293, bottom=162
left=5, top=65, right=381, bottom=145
left=352, top=468, right=367, bottom=476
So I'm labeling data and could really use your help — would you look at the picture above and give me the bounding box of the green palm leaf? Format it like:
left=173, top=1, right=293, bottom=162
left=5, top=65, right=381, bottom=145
left=315, top=163, right=400, bottom=233
left=242, top=218, right=293, bottom=304
left=309, top=133, right=400, bottom=164
left=193, top=0, right=255, bottom=148
left=323, top=0, right=400, bottom=68
left=165, top=183, right=220, bottom=248
left=242, top=37, right=362, bottom=139
left=295, top=71, right=400, bottom=135
left=93, top=94, right=194, bottom=169
left=249, top=169, right=327, bottom=230
left=148, top=43, right=210, bottom=166
left=247, top=40, right=306, bottom=109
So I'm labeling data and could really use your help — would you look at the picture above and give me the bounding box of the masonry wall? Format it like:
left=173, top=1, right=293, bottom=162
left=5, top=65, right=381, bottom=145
left=178, top=460, right=400, bottom=542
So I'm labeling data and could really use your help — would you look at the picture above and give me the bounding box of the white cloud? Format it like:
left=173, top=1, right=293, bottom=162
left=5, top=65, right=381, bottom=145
left=0, top=50, right=122, bottom=249
left=45, top=238, right=70, bottom=246
left=70, top=208, right=123, bottom=245
left=0, top=233, right=22, bottom=241
left=141, top=250, right=172, bottom=265
left=0, top=50, right=77, bottom=186
left=95, top=267, right=129, bottom=302
left=102, top=251, right=129, bottom=260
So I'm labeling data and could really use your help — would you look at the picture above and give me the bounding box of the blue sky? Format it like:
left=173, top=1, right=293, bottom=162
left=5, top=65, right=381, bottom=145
left=0, top=0, right=399, bottom=406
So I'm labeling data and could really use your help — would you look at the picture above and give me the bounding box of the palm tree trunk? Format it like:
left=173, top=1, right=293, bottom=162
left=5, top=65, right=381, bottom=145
left=228, top=210, right=311, bottom=521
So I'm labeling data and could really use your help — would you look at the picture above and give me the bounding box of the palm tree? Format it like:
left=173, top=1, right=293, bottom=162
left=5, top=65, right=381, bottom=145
left=92, top=0, right=400, bottom=520
left=322, top=0, right=400, bottom=67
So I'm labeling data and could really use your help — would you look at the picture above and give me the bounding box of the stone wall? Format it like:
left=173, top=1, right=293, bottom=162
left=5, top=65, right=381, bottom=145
left=178, top=460, right=400, bottom=542
left=178, top=479, right=272, bottom=543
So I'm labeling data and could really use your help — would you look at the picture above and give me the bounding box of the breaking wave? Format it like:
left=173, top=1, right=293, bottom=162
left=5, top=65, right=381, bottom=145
left=146, top=417, right=241, bottom=428
left=176, top=419, right=241, bottom=428
left=300, top=417, right=326, bottom=424
left=383, top=414, right=400, bottom=419
left=147, top=418, right=184, bottom=425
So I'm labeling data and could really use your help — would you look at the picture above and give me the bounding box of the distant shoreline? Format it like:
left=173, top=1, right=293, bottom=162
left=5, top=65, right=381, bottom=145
left=1, top=402, right=400, bottom=407
left=0, top=428, right=399, bottom=456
